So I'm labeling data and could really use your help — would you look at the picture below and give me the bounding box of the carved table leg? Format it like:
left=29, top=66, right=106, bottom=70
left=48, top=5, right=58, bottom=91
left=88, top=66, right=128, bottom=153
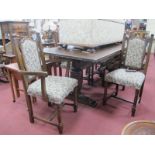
left=70, top=60, right=97, bottom=107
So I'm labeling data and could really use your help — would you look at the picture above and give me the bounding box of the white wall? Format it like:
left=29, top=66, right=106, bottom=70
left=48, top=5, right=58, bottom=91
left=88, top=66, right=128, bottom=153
left=146, top=19, right=155, bottom=53
left=147, top=19, right=155, bottom=35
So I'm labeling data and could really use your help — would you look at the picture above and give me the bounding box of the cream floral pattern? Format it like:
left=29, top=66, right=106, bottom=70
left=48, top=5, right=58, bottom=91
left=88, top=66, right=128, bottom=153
left=27, top=76, right=78, bottom=104
left=21, top=40, right=42, bottom=72
left=125, top=38, right=145, bottom=69
left=59, top=19, right=124, bottom=46
left=105, top=69, right=145, bottom=89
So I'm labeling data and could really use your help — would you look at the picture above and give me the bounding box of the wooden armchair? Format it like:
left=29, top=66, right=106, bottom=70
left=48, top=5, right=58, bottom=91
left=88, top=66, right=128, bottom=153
left=103, top=32, right=154, bottom=116
left=13, top=37, right=78, bottom=134
left=0, top=50, right=8, bottom=82
left=0, top=43, right=14, bottom=82
left=1, top=41, right=16, bottom=63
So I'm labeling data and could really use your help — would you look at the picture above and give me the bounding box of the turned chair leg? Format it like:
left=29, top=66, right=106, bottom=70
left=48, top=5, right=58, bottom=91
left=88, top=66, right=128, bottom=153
left=26, top=95, right=34, bottom=123
left=122, top=86, right=125, bottom=91
left=57, top=104, right=63, bottom=134
left=138, top=83, right=144, bottom=104
left=32, top=97, right=37, bottom=104
left=87, top=66, right=91, bottom=85
left=103, top=81, right=108, bottom=105
left=91, top=64, right=94, bottom=86
left=47, top=65, right=52, bottom=75
left=131, top=89, right=139, bottom=117
left=65, top=61, right=70, bottom=77
left=101, top=69, right=106, bottom=87
left=48, top=101, right=52, bottom=107
left=114, top=84, right=119, bottom=96
left=59, top=63, right=62, bottom=76
left=65, top=69, right=70, bottom=77
left=53, top=64, right=57, bottom=76
left=73, top=87, right=78, bottom=112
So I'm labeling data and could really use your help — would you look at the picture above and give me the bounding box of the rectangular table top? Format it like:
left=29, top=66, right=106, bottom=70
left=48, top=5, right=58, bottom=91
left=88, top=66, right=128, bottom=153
left=43, top=44, right=122, bottom=63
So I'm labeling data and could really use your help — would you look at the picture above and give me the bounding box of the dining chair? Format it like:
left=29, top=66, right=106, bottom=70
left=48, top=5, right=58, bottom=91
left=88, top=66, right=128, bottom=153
left=103, top=32, right=154, bottom=116
left=0, top=50, right=8, bottom=82
left=13, top=37, right=78, bottom=134
left=2, top=41, right=16, bottom=63
left=0, top=42, right=14, bottom=82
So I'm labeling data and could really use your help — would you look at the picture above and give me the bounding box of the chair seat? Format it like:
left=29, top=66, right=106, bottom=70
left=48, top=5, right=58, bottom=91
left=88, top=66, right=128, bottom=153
left=105, top=68, right=145, bottom=89
left=27, top=76, right=78, bottom=104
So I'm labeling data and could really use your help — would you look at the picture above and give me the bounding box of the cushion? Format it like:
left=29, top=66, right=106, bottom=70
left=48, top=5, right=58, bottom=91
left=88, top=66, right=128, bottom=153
left=105, top=68, right=145, bottom=89
left=27, top=76, right=78, bottom=104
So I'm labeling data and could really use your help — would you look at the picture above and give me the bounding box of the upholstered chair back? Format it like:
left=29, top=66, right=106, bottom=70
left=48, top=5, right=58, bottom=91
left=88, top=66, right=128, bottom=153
left=124, top=38, right=146, bottom=69
left=20, top=39, right=42, bottom=72
left=122, top=32, right=153, bottom=71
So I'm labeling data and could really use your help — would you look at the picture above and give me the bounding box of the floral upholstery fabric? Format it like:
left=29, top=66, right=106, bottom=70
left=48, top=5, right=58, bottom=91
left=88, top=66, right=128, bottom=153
left=105, top=68, right=145, bottom=89
left=27, top=76, right=78, bottom=104
left=20, top=40, right=42, bottom=72
left=59, top=19, right=124, bottom=46
left=125, top=38, right=145, bottom=69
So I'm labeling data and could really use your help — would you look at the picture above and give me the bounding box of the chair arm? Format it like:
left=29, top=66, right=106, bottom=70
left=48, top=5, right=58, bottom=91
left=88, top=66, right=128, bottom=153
left=3, top=54, right=16, bottom=58
left=19, top=70, right=48, bottom=77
